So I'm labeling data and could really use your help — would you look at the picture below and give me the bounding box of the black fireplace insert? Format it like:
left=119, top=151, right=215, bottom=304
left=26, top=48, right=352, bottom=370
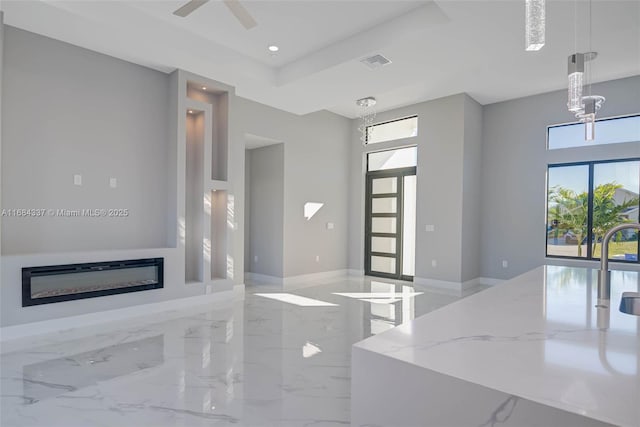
left=22, top=258, right=164, bottom=306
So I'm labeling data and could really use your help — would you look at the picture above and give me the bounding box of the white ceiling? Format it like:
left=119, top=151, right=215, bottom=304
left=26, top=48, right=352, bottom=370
left=2, top=0, right=639, bottom=118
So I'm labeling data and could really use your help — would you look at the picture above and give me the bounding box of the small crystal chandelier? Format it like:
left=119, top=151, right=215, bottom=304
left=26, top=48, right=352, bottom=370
left=525, top=0, right=545, bottom=51
left=356, top=96, right=377, bottom=144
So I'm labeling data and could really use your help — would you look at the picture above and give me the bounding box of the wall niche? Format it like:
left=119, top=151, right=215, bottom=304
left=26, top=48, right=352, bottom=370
left=182, top=79, right=231, bottom=287
left=187, top=82, right=228, bottom=182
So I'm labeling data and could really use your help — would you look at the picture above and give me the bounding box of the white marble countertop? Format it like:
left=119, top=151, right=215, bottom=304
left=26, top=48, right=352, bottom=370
left=354, top=265, right=640, bottom=427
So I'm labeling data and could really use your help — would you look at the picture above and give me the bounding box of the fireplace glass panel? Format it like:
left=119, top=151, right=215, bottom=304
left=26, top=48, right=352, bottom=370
left=22, top=258, right=164, bottom=306
left=30, top=266, right=159, bottom=299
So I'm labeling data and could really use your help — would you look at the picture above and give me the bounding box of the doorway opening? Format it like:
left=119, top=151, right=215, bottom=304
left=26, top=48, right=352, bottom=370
left=244, top=135, right=285, bottom=280
left=364, top=146, right=417, bottom=281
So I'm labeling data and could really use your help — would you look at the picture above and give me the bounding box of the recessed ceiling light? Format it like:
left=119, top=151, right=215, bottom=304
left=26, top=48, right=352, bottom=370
left=268, top=45, right=279, bottom=53
left=202, top=86, right=207, bottom=90
left=188, top=110, right=194, bottom=114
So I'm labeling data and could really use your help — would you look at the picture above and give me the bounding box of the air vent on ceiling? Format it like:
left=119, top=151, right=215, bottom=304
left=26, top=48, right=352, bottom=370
left=360, top=54, right=392, bottom=70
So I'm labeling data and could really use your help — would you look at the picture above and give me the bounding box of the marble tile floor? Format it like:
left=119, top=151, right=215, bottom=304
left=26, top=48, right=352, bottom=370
left=1, top=277, right=488, bottom=427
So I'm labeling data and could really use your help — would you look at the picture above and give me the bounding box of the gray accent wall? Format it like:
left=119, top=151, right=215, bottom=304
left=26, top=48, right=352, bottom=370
left=481, top=75, right=640, bottom=280
left=1, top=21, right=636, bottom=330
left=350, top=78, right=639, bottom=284
left=236, top=98, right=351, bottom=278
left=349, top=94, right=481, bottom=284
left=0, top=28, right=187, bottom=328
left=246, top=144, right=284, bottom=277
left=283, top=112, right=351, bottom=277
left=0, top=13, right=4, bottom=262
left=244, top=148, right=251, bottom=272
left=461, top=96, right=483, bottom=282
left=413, top=95, right=464, bottom=283
left=1, top=26, right=170, bottom=254
left=0, top=26, right=351, bottom=327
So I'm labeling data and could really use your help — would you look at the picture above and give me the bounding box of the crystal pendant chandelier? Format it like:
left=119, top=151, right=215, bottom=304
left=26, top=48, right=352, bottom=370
left=356, top=97, right=377, bottom=144
left=566, top=0, right=604, bottom=141
left=567, top=53, right=585, bottom=113
left=576, top=95, right=605, bottom=140
left=525, top=0, right=545, bottom=51
left=567, top=52, right=605, bottom=141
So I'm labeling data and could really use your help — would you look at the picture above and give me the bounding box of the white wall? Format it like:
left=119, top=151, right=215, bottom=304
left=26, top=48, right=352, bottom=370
left=185, top=112, right=204, bottom=281
left=2, top=27, right=171, bottom=254
left=183, top=78, right=240, bottom=285
left=246, top=144, right=284, bottom=277
left=1, top=248, right=184, bottom=327
left=481, top=75, right=640, bottom=280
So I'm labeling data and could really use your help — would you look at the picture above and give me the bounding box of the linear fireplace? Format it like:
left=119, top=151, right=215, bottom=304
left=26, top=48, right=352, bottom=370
left=22, top=258, right=164, bottom=306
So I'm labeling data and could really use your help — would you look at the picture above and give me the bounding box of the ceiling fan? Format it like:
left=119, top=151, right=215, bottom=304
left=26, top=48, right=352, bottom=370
left=173, top=0, right=257, bottom=29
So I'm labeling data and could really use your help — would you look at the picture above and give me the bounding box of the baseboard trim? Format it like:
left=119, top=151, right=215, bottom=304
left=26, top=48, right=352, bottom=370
left=414, top=276, right=503, bottom=293
left=0, top=290, right=236, bottom=343
left=475, top=277, right=505, bottom=286
left=461, top=277, right=483, bottom=290
left=414, top=277, right=465, bottom=292
left=233, top=284, right=246, bottom=297
left=245, top=269, right=350, bottom=290
left=283, top=269, right=349, bottom=288
left=244, top=272, right=283, bottom=285
left=347, top=269, right=365, bottom=277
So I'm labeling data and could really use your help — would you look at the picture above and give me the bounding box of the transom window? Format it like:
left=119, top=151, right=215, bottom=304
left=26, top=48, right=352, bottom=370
left=547, top=114, right=640, bottom=150
left=367, top=146, right=417, bottom=172
left=366, top=116, right=418, bottom=145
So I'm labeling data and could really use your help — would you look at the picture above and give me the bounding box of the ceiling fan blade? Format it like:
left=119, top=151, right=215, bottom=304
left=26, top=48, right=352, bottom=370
left=173, top=0, right=209, bottom=17
left=223, top=0, right=257, bottom=29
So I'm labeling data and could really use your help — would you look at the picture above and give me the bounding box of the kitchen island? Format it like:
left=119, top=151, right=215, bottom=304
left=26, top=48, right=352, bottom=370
left=351, top=266, right=639, bottom=427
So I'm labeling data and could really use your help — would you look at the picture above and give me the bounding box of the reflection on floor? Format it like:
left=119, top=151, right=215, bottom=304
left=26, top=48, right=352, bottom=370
left=1, top=276, right=488, bottom=426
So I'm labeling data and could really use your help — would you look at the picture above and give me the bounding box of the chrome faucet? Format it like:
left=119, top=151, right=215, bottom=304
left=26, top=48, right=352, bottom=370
left=597, top=223, right=640, bottom=305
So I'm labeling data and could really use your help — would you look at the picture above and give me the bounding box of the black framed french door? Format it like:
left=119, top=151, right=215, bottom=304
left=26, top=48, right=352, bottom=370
left=365, top=166, right=416, bottom=280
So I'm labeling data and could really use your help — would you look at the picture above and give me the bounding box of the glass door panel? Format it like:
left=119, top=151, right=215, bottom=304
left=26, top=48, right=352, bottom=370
left=371, top=256, right=396, bottom=274
left=372, top=177, right=398, bottom=194
left=371, top=217, right=397, bottom=233
left=371, top=236, right=397, bottom=254
left=365, top=166, right=416, bottom=280
left=371, top=198, right=397, bottom=213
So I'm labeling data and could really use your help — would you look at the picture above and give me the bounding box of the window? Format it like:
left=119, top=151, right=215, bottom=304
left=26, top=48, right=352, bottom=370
left=366, top=116, right=418, bottom=145
left=548, top=114, right=640, bottom=150
left=367, top=146, right=417, bottom=172
left=546, top=159, right=639, bottom=262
